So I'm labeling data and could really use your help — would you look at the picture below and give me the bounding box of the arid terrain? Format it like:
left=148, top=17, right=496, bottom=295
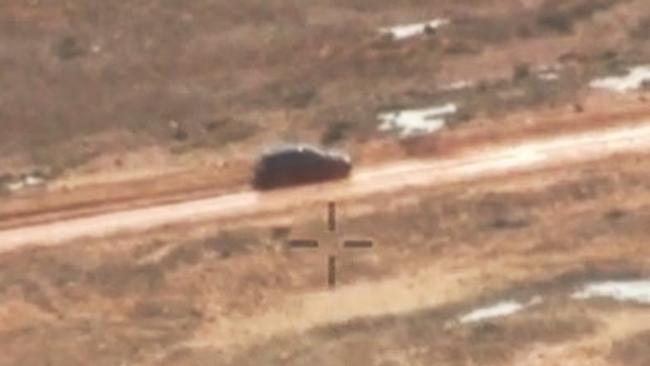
left=1, top=0, right=650, bottom=365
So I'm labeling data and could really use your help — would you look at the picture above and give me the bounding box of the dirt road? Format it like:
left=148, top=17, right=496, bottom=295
left=1, top=122, right=650, bottom=252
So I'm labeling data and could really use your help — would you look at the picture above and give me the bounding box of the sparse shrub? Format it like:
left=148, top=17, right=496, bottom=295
left=537, top=0, right=614, bottom=34
left=443, top=39, right=482, bottom=55
left=161, top=245, right=202, bottom=270
left=512, top=63, right=531, bottom=82
left=603, top=208, right=626, bottom=221
left=423, top=24, right=438, bottom=37
left=129, top=299, right=202, bottom=322
left=320, top=121, right=351, bottom=145
left=327, top=0, right=382, bottom=12
left=573, top=103, right=584, bottom=113
left=447, top=16, right=516, bottom=44
left=55, top=36, right=86, bottom=60
left=557, top=51, right=586, bottom=64
left=195, top=118, right=258, bottom=148
left=516, top=24, right=534, bottom=38
left=212, top=119, right=257, bottom=145
left=281, top=86, right=317, bottom=108
left=270, top=226, right=291, bottom=240
left=448, top=107, right=474, bottom=126
left=476, top=80, right=490, bottom=93
left=0, top=174, right=11, bottom=193
left=218, top=0, right=306, bottom=25
left=203, top=231, right=254, bottom=259
left=596, top=52, right=627, bottom=76
left=203, top=120, right=220, bottom=132
left=537, top=9, right=572, bottom=33
left=173, top=128, right=189, bottom=142
left=490, top=216, right=530, bottom=230
left=130, top=301, right=164, bottom=319
left=598, top=49, right=618, bottom=61
left=641, top=80, right=650, bottom=91
left=88, top=262, right=166, bottom=297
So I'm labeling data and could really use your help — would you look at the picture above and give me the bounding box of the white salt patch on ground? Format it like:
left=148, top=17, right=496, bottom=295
left=532, top=65, right=562, bottom=81
left=590, top=66, right=650, bottom=92
left=378, top=103, right=457, bottom=137
left=380, top=19, right=450, bottom=40
left=460, top=301, right=524, bottom=324
left=572, top=280, right=650, bottom=304
left=24, top=175, right=44, bottom=187
left=538, top=71, right=559, bottom=81
left=440, top=80, right=473, bottom=91
left=4, top=175, right=45, bottom=192
left=6, top=181, right=24, bottom=192
left=459, top=296, right=542, bottom=324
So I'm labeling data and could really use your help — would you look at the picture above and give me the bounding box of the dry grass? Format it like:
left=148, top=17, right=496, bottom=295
left=226, top=304, right=595, bottom=366
left=1, top=0, right=648, bottom=178
left=1, top=153, right=650, bottom=364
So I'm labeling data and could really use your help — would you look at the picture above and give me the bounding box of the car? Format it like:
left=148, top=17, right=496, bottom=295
left=252, top=145, right=352, bottom=190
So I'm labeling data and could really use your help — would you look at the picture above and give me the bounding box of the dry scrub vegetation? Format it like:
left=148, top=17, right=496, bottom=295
left=1, top=153, right=650, bottom=364
left=2, top=0, right=650, bottom=364
left=1, top=0, right=649, bottom=180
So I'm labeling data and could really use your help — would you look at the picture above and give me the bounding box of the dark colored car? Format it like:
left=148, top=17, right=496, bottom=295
left=252, top=145, right=352, bottom=190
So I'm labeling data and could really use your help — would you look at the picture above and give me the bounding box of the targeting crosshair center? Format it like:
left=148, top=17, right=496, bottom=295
left=287, top=201, right=375, bottom=289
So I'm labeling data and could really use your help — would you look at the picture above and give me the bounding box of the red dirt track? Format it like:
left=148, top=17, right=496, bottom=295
left=2, top=119, right=650, bottom=252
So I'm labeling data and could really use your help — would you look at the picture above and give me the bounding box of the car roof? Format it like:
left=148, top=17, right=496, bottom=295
left=259, top=144, right=350, bottom=161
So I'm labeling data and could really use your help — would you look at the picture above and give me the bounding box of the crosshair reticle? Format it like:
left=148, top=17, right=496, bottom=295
left=288, top=201, right=374, bottom=289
